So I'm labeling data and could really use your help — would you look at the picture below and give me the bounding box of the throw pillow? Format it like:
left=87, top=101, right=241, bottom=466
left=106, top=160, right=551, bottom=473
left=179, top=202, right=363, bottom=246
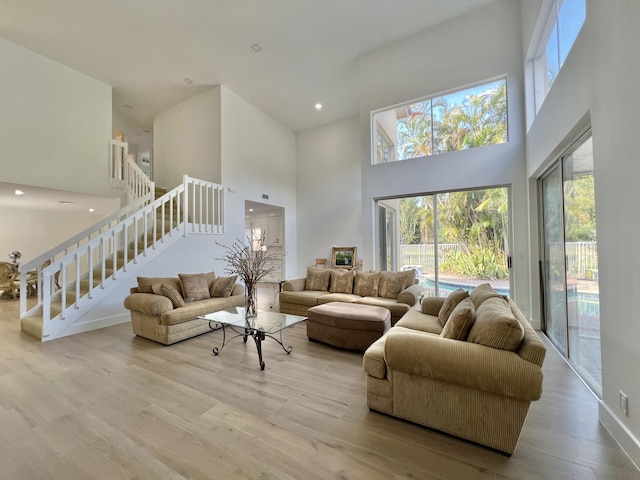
left=353, top=271, right=380, bottom=297
left=211, top=275, right=237, bottom=298
left=329, top=269, right=354, bottom=294
left=305, top=267, right=331, bottom=291
left=137, top=276, right=182, bottom=295
left=438, top=288, right=469, bottom=326
left=467, top=296, right=524, bottom=351
left=204, top=271, right=216, bottom=290
left=150, top=283, right=186, bottom=308
left=178, top=273, right=211, bottom=302
left=378, top=271, right=406, bottom=299
left=441, top=297, right=475, bottom=341
left=469, top=283, right=503, bottom=309
left=401, top=268, right=417, bottom=288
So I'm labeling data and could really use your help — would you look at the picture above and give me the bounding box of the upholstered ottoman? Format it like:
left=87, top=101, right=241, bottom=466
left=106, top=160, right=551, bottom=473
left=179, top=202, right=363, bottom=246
left=306, top=302, right=391, bottom=351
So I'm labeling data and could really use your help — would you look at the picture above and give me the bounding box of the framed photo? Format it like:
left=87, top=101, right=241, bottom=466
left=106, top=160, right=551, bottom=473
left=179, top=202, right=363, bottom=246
left=332, top=247, right=357, bottom=269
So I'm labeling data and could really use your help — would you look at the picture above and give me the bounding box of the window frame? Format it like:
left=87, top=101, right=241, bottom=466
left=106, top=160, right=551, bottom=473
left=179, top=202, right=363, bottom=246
left=529, top=0, right=585, bottom=117
left=370, top=76, right=508, bottom=166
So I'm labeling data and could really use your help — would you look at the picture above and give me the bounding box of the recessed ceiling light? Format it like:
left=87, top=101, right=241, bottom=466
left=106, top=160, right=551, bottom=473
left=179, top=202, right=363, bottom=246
left=59, top=200, right=74, bottom=205
left=249, top=208, right=254, bottom=212
left=124, top=104, right=134, bottom=109
left=14, top=189, right=24, bottom=196
left=315, top=103, right=323, bottom=111
left=89, top=208, right=95, bottom=213
left=251, top=43, right=262, bottom=52
left=183, top=77, right=194, bottom=84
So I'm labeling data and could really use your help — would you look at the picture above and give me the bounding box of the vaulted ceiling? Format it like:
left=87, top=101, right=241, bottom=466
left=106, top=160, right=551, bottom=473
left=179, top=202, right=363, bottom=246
left=0, top=0, right=497, bottom=133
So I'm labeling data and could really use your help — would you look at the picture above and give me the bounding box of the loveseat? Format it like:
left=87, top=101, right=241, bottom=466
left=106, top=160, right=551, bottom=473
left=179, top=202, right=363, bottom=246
left=279, top=268, right=423, bottom=324
left=363, top=283, right=546, bottom=454
left=123, top=272, right=245, bottom=345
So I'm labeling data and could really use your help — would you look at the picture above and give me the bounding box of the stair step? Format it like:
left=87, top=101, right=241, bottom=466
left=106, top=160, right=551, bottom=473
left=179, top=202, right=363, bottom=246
left=104, top=257, right=126, bottom=270
left=20, top=316, right=43, bottom=340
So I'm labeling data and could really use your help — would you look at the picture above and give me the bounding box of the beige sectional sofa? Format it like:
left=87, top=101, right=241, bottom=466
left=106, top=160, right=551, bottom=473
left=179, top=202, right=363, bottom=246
left=279, top=267, right=423, bottom=324
left=123, top=272, right=245, bottom=345
left=363, top=283, right=546, bottom=454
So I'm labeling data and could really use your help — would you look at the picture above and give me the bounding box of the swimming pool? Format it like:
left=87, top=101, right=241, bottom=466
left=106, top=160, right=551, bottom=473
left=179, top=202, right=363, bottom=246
left=418, top=277, right=510, bottom=297
left=418, top=276, right=600, bottom=316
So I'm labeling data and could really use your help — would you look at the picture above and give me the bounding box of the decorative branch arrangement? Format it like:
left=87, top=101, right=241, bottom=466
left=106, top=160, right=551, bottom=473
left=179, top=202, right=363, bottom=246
left=215, top=236, right=280, bottom=317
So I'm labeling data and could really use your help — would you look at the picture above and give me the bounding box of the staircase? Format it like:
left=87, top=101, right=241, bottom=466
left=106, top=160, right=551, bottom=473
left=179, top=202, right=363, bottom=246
left=19, top=159, right=224, bottom=341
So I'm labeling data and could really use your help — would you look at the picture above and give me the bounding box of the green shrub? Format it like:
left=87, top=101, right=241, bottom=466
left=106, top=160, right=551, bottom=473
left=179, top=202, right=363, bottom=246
left=440, top=247, right=508, bottom=280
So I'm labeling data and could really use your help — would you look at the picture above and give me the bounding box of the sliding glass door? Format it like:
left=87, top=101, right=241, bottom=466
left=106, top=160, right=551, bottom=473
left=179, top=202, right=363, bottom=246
left=384, top=186, right=510, bottom=296
left=540, top=132, right=601, bottom=395
left=541, top=165, right=568, bottom=352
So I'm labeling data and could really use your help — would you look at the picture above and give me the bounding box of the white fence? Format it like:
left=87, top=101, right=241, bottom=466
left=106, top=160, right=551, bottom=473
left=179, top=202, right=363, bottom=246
left=401, top=241, right=598, bottom=277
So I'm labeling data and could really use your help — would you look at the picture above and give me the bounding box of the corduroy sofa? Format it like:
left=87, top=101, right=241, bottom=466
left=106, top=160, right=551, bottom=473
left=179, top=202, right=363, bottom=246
left=279, top=267, right=423, bottom=324
left=363, top=283, right=546, bottom=454
left=123, top=272, right=245, bottom=345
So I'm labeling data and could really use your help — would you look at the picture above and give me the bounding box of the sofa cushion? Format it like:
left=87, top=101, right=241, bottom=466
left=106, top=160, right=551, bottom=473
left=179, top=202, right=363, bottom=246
left=150, top=283, right=185, bottom=308
left=137, top=276, right=183, bottom=295
left=211, top=275, right=238, bottom=298
left=305, top=267, right=331, bottom=291
left=438, top=288, right=469, bottom=326
left=441, top=297, right=475, bottom=341
left=160, top=296, right=244, bottom=326
left=395, top=308, right=443, bottom=335
left=469, top=283, right=503, bottom=309
left=467, top=296, right=524, bottom=351
left=178, top=273, right=212, bottom=302
left=329, top=269, right=354, bottom=293
left=378, top=271, right=407, bottom=299
left=279, top=289, right=328, bottom=307
left=317, top=293, right=360, bottom=304
left=353, top=271, right=380, bottom=297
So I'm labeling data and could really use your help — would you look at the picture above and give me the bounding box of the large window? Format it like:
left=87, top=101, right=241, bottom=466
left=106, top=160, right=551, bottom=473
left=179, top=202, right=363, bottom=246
left=380, top=186, right=510, bottom=296
left=531, top=0, right=585, bottom=113
left=371, top=79, right=507, bottom=165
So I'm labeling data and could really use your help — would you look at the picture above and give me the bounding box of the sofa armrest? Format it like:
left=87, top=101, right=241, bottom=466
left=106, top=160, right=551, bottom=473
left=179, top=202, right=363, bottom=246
left=124, top=293, right=173, bottom=316
left=384, top=329, right=543, bottom=400
left=397, top=283, right=423, bottom=306
left=421, top=296, right=445, bottom=315
left=231, top=283, right=245, bottom=296
left=282, top=277, right=306, bottom=292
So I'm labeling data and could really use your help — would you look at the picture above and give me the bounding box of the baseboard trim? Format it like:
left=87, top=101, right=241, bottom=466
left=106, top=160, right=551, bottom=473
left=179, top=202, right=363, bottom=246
left=599, top=400, right=640, bottom=471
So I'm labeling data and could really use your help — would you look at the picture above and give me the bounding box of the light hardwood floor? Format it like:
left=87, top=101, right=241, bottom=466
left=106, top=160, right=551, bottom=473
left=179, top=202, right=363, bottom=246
left=0, top=288, right=638, bottom=480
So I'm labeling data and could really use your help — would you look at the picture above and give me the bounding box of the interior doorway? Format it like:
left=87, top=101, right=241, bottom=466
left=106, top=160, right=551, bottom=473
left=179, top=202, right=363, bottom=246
left=245, top=200, right=285, bottom=283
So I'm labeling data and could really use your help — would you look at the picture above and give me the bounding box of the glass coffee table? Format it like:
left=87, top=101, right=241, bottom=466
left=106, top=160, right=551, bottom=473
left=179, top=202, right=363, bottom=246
left=198, top=307, right=306, bottom=370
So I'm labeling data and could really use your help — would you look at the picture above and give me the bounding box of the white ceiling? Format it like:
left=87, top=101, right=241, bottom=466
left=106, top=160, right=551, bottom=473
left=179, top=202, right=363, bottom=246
left=0, top=182, right=120, bottom=215
left=0, top=0, right=497, bottom=133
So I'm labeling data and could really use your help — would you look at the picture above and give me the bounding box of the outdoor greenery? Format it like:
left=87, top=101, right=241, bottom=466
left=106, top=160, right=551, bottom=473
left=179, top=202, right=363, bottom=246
left=397, top=80, right=507, bottom=159
left=564, top=174, right=597, bottom=242
left=400, top=188, right=509, bottom=280
left=394, top=81, right=510, bottom=280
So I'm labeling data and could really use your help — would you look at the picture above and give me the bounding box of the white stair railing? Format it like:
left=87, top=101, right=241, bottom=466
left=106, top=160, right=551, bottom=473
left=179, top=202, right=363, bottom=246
left=20, top=174, right=223, bottom=341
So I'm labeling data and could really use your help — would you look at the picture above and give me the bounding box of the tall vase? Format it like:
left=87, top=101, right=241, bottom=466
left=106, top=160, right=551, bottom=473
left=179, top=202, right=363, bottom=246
left=245, top=283, right=257, bottom=318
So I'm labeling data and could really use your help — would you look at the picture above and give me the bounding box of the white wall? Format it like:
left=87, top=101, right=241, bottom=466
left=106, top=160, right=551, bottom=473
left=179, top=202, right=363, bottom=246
left=0, top=206, right=114, bottom=265
left=112, top=110, right=153, bottom=159
left=522, top=0, right=640, bottom=465
left=0, top=37, right=114, bottom=196
left=153, top=86, right=222, bottom=189
left=356, top=0, right=532, bottom=318
left=220, top=86, right=298, bottom=279
left=295, top=117, right=361, bottom=274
